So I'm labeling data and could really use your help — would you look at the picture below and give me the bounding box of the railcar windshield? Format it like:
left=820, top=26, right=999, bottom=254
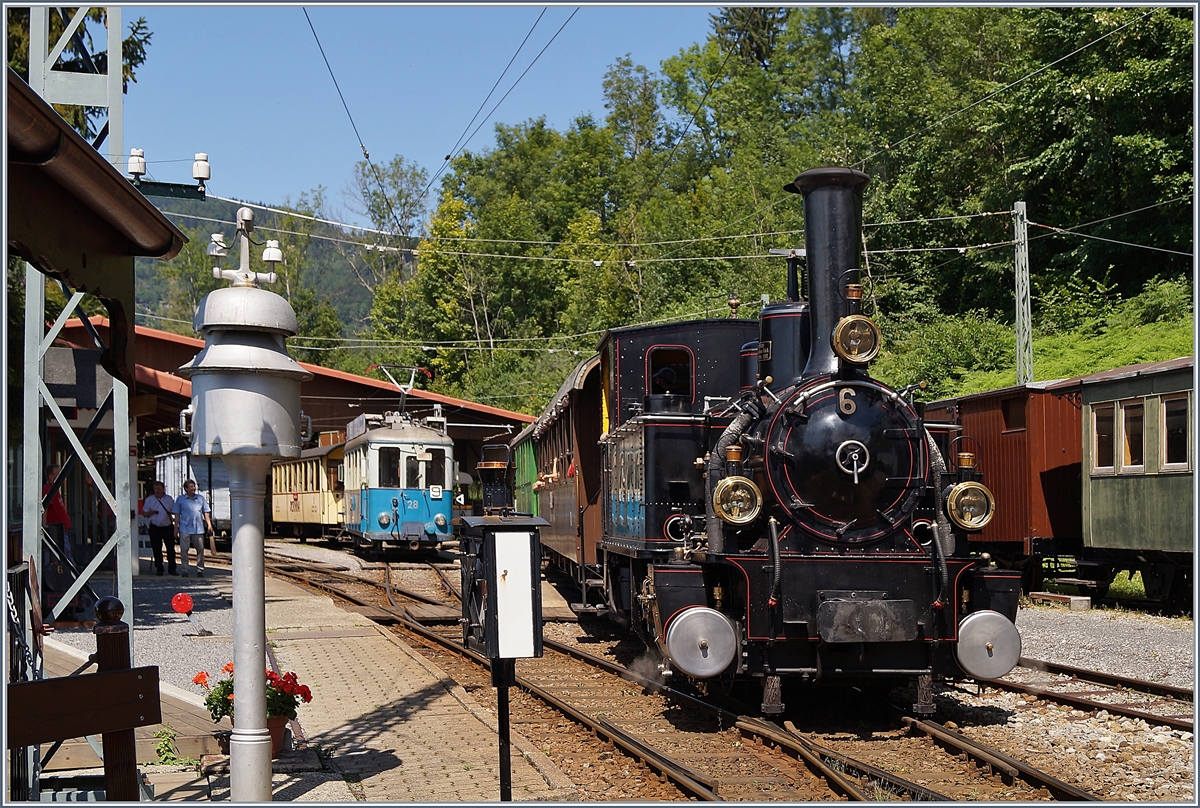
left=377, top=446, right=449, bottom=489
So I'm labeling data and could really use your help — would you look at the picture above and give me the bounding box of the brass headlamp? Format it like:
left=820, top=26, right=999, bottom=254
left=713, top=476, right=763, bottom=525
left=945, top=481, right=996, bottom=530
left=832, top=315, right=882, bottom=364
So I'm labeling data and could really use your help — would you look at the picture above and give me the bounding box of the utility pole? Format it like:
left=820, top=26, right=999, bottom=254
left=1014, top=201, right=1033, bottom=384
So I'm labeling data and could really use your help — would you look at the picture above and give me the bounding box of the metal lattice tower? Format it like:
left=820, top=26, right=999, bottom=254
left=1014, top=201, right=1033, bottom=384
left=22, top=6, right=134, bottom=688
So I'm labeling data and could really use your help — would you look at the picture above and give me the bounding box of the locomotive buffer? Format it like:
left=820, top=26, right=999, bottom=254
left=456, top=444, right=548, bottom=801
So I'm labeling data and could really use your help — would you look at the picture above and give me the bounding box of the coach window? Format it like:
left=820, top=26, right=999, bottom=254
left=1163, top=395, right=1190, bottom=471
left=1093, top=404, right=1115, bottom=473
left=406, top=455, right=421, bottom=488
left=1120, top=399, right=1145, bottom=472
left=1002, top=397, right=1026, bottom=431
left=379, top=447, right=403, bottom=488
left=648, top=347, right=693, bottom=397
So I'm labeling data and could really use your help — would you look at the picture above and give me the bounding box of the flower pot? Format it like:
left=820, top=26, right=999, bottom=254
left=267, top=715, right=288, bottom=758
left=227, top=716, right=288, bottom=758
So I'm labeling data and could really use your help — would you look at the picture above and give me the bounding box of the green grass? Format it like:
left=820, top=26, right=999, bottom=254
left=1107, top=570, right=1147, bottom=599
left=953, top=316, right=1194, bottom=395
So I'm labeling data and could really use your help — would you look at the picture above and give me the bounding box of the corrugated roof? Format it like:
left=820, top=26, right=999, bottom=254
left=927, top=356, right=1194, bottom=408
left=1077, top=356, right=1193, bottom=385
left=66, top=316, right=535, bottom=423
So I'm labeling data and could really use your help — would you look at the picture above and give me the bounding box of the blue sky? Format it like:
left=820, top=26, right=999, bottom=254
left=121, top=3, right=718, bottom=228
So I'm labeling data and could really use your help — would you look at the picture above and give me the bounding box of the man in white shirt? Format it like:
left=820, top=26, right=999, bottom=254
left=141, top=480, right=177, bottom=575
left=172, top=480, right=213, bottom=578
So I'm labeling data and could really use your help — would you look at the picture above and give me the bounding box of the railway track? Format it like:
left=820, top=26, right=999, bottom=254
left=988, top=658, right=1194, bottom=732
left=261, top=553, right=1104, bottom=801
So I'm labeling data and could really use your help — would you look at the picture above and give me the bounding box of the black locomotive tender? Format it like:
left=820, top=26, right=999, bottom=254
left=502, top=167, right=1021, bottom=714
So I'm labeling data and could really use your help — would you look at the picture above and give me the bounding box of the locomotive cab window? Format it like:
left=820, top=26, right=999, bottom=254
left=1163, top=395, right=1190, bottom=471
left=647, top=347, right=693, bottom=398
left=1093, top=404, right=1115, bottom=473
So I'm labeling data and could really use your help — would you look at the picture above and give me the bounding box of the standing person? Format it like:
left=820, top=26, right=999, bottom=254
left=172, top=480, right=213, bottom=578
left=42, top=464, right=73, bottom=565
left=141, top=480, right=177, bottom=576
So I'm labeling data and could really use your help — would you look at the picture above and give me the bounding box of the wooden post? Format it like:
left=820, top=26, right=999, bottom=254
left=93, top=597, right=139, bottom=801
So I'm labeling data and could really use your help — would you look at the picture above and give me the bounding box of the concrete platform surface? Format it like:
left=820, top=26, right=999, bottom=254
left=32, top=557, right=575, bottom=801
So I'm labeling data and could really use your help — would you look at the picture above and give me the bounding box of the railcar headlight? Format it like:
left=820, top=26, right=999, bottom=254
left=946, top=482, right=995, bottom=530
left=713, top=476, right=762, bottom=525
left=832, top=315, right=882, bottom=364
left=434, top=513, right=448, bottom=528
left=378, top=512, right=392, bottom=528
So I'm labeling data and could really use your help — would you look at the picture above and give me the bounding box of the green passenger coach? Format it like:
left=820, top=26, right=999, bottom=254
left=1081, top=357, right=1193, bottom=607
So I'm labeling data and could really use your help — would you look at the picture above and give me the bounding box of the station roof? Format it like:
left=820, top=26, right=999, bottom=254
left=7, top=67, right=187, bottom=383
left=57, top=317, right=534, bottom=439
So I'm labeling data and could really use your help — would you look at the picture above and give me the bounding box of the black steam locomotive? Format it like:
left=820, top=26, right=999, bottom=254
left=510, top=167, right=1021, bottom=714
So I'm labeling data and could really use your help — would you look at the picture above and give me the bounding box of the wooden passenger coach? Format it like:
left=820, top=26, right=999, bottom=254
left=271, top=432, right=346, bottom=541
left=927, top=356, right=1193, bottom=607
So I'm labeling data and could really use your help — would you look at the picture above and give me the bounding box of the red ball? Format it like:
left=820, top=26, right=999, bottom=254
left=171, top=592, right=194, bottom=614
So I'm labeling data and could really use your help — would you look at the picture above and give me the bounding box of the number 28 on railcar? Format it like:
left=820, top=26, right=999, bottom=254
left=342, top=411, right=455, bottom=552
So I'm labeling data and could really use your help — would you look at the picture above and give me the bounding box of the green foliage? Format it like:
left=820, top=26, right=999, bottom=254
left=944, top=281, right=1194, bottom=397
left=872, top=312, right=1015, bottom=400
left=126, top=6, right=1190, bottom=411
left=151, top=724, right=199, bottom=768
left=1034, top=270, right=1117, bottom=335
left=1109, top=274, right=1193, bottom=328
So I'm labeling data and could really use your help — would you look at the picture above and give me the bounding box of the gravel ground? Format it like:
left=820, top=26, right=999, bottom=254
left=49, top=570, right=234, bottom=700
left=1013, top=603, right=1194, bottom=689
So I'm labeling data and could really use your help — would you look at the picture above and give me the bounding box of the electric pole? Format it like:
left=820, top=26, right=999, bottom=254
left=1014, top=201, right=1033, bottom=384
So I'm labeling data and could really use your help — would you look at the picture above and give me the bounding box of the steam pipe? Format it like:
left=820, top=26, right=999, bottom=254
left=784, top=167, right=870, bottom=378
left=767, top=517, right=782, bottom=610
left=705, top=403, right=760, bottom=554
left=925, top=432, right=953, bottom=604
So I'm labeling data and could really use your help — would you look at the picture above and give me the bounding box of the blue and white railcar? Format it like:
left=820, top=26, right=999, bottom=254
left=342, top=411, right=455, bottom=552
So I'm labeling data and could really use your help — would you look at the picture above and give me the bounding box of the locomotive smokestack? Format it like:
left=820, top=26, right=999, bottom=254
left=784, top=167, right=870, bottom=378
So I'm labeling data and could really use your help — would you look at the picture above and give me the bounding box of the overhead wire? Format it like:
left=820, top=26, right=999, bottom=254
left=1028, top=222, right=1192, bottom=257
left=303, top=7, right=408, bottom=239
left=450, top=10, right=580, bottom=171
left=421, top=8, right=547, bottom=197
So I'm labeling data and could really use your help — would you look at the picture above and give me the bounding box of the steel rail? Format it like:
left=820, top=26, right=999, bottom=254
left=774, top=720, right=954, bottom=802
left=428, top=562, right=462, bottom=602
left=262, top=561, right=720, bottom=800
left=264, top=554, right=454, bottom=608
left=735, top=718, right=869, bottom=801
left=902, top=717, right=1101, bottom=801
left=1017, top=657, right=1194, bottom=702
left=986, top=679, right=1193, bottom=732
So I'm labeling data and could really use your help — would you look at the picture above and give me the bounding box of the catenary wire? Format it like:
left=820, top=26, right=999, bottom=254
left=303, top=8, right=407, bottom=238
left=421, top=8, right=547, bottom=197
left=446, top=9, right=580, bottom=179
left=1028, top=222, right=1192, bottom=257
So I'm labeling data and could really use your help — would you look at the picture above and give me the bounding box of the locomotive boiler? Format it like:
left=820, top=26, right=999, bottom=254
left=514, top=166, right=1022, bottom=714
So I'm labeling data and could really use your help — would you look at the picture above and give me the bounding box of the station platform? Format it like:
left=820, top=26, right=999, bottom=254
left=39, top=559, right=576, bottom=801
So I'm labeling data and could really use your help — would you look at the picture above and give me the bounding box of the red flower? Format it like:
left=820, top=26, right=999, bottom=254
left=223, top=662, right=235, bottom=674
left=193, top=671, right=210, bottom=687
